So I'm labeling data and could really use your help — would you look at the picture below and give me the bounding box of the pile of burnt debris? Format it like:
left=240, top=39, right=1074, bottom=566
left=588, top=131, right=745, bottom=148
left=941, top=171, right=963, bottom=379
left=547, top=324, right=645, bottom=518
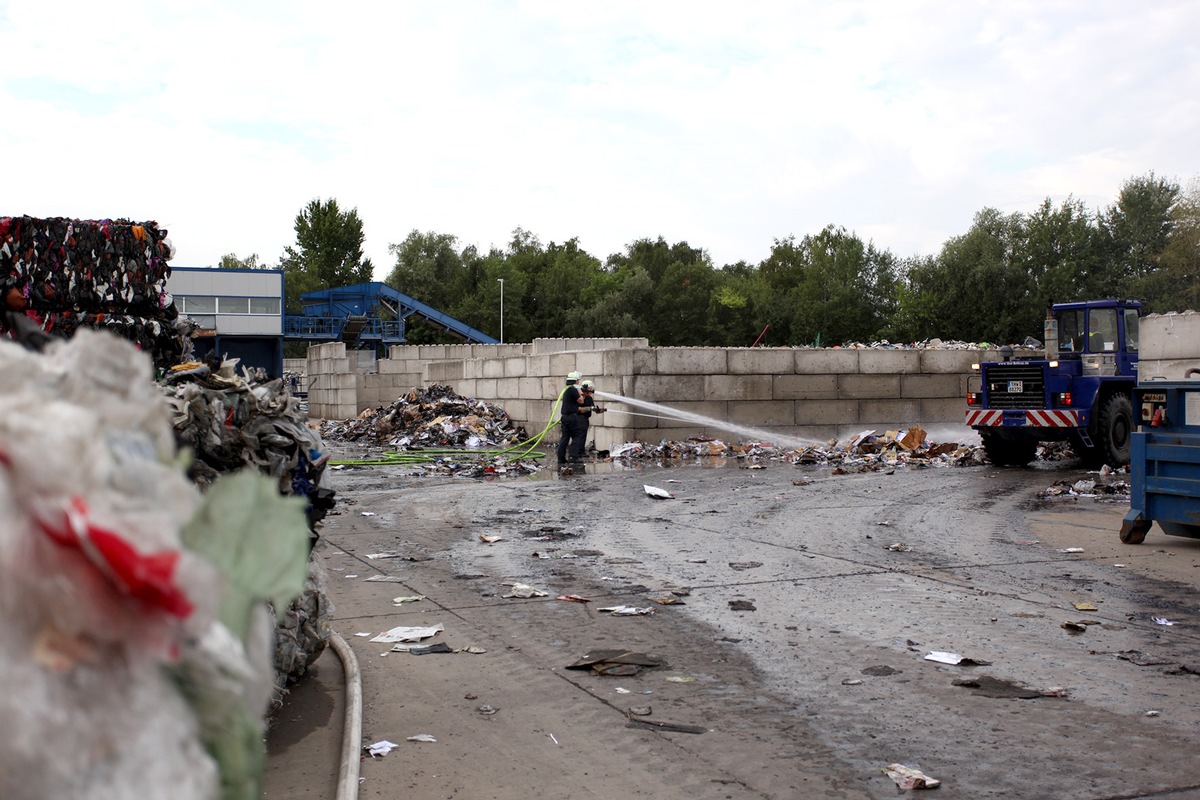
left=320, top=384, right=528, bottom=448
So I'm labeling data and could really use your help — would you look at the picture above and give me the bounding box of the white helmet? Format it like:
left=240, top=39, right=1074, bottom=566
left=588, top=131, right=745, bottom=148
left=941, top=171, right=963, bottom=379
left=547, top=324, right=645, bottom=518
left=567, top=371, right=582, bottom=381
left=580, top=379, right=594, bottom=389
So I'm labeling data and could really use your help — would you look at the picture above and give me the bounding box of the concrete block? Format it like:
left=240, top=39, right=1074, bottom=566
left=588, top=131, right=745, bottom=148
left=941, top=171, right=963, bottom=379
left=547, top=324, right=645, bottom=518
left=858, top=399, right=922, bottom=425
left=917, top=398, right=969, bottom=425
left=427, top=361, right=465, bottom=382
left=920, top=349, right=980, bottom=374
left=857, top=349, right=920, bottom=374
left=728, top=400, right=795, bottom=427
left=774, top=374, right=838, bottom=400
left=518, top=377, right=543, bottom=398
left=628, top=374, right=706, bottom=399
left=419, top=345, right=447, bottom=359
left=901, top=373, right=966, bottom=399
left=794, top=349, right=860, bottom=374
left=838, top=374, right=901, bottom=399
left=322, top=343, right=347, bottom=359
left=527, top=355, right=551, bottom=377
left=1143, top=312, right=1200, bottom=360
left=331, top=358, right=350, bottom=373
left=333, top=388, right=357, bottom=406
left=335, top=372, right=357, bottom=390
left=361, top=373, right=383, bottom=390
left=499, top=398, right=528, bottom=421
left=333, top=404, right=357, bottom=420
left=704, top=374, right=773, bottom=400
left=495, top=377, right=519, bottom=398
left=531, top=339, right=562, bottom=354
left=454, top=379, right=477, bottom=399
left=728, top=348, right=795, bottom=375
left=377, top=359, right=407, bottom=374
left=601, top=347, right=657, bottom=377
left=482, top=359, right=505, bottom=378
left=549, top=353, right=578, bottom=377
left=665, top=400, right=731, bottom=421
left=503, top=358, right=528, bottom=377
left=657, top=348, right=728, bottom=375
left=795, top=400, right=860, bottom=426
left=575, top=351, right=605, bottom=376
left=477, top=378, right=497, bottom=397
left=542, top=377, right=560, bottom=398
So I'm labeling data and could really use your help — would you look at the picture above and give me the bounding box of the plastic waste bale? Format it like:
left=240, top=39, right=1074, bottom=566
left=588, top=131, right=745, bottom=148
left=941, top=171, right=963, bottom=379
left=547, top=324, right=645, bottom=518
left=0, top=330, right=310, bottom=800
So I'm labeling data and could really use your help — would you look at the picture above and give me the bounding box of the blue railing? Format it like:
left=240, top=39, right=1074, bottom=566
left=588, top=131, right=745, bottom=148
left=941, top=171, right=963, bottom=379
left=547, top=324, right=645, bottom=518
left=283, top=315, right=404, bottom=341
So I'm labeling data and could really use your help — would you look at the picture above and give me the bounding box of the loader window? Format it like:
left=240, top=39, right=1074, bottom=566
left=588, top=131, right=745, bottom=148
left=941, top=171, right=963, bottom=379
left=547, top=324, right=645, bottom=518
left=1089, top=308, right=1118, bottom=352
left=1124, top=308, right=1139, bottom=352
left=1058, top=309, right=1085, bottom=353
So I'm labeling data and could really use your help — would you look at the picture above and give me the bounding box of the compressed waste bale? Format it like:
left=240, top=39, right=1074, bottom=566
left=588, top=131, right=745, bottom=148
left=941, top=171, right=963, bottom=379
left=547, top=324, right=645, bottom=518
left=0, top=215, right=192, bottom=368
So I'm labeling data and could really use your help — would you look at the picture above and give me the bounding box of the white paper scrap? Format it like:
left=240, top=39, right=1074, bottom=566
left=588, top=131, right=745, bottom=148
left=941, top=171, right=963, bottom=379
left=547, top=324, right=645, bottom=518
left=598, top=605, right=654, bottom=616
left=361, top=512, right=376, bottom=517
left=407, top=734, right=437, bottom=743
left=924, top=651, right=965, bottom=665
left=367, top=740, right=399, bottom=757
left=643, top=484, right=674, bottom=499
left=1153, top=617, right=1176, bottom=626
left=370, top=623, right=445, bottom=643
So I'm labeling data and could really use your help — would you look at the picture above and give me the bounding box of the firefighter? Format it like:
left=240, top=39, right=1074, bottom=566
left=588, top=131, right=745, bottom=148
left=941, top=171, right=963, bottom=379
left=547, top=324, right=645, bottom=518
left=556, top=371, right=587, bottom=464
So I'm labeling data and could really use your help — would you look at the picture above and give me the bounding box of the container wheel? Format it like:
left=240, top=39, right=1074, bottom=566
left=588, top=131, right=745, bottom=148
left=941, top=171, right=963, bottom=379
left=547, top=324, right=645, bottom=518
left=1119, top=518, right=1150, bottom=544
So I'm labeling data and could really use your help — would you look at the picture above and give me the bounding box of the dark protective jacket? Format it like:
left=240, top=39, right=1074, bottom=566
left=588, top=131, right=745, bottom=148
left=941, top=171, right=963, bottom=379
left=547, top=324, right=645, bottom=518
left=561, top=385, right=582, bottom=416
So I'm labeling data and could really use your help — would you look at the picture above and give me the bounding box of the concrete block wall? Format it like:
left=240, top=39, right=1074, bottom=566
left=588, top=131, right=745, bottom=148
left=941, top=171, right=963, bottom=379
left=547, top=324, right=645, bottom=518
left=1141, top=312, right=1200, bottom=380
left=305, top=338, right=1013, bottom=453
left=306, top=342, right=357, bottom=420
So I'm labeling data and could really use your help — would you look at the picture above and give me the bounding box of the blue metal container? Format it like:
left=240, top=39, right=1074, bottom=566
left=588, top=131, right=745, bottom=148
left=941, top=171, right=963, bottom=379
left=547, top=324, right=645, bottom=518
left=1120, top=380, right=1200, bottom=543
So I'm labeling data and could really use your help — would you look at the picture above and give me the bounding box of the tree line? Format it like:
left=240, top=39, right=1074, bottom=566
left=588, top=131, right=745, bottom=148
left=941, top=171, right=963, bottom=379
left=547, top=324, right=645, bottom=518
left=219, top=172, right=1199, bottom=347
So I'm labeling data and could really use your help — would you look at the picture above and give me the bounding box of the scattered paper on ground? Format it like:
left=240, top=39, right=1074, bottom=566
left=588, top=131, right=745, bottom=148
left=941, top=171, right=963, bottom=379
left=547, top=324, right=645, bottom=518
left=370, top=623, right=445, bottom=643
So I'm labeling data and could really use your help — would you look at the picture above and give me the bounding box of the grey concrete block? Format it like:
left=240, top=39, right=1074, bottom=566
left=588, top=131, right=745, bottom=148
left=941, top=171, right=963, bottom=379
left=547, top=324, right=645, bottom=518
left=901, top=374, right=966, bottom=399
left=518, top=377, right=543, bottom=398
left=503, top=358, right=527, bottom=377
left=575, top=351, right=605, bottom=376
left=664, top=400, right=731, bottom=421
left=602, top=347, right=657, bottom=377
left=495, top=377, right=520, bottom=398
left=858, top=399, right=922, bottom=425
left=728, top=348, right=795, bottom=375
left=482, top=359, right=505, bottom=378
left=920, top=350, right=980, bottom=373
left=1142, top=312, right=1200, bottom=360
left=838, top=374, right=901, bottom=399
left=705, top=374, right=772, bottom=400
left=628, top=374, right=706, bottom=399
left=1140, top=358, right=1200, bottom=380
left=795, top=400, right=860, bottom=425
left=657, top=348, right=728, bottom=375
left=549, top=353, right=578, bottom=377
left=774, top=374, right=838, bottom=400
left=858, top=350, right=920, bottom=374
left=794, top=349, right=860, bottom=374
left=918, top=398, right=968, bottom=424
left=728, top=400, right=795, bottom=426
left=477, top=378, right=497, bottom=397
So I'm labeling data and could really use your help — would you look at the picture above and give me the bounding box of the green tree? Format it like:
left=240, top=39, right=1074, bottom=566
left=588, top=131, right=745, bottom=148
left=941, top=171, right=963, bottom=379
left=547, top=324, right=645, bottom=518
left=1018, top=196, right=1105, bottom=318
left=1140, top=179, right=1200, bottom=312
left=281, top=198, right=373, bottom=313
left=215, top=253, right=265, bottom=270
left=1101, top=172, right=1181, bottom=294
left=384, top=230, right=465, bottom=311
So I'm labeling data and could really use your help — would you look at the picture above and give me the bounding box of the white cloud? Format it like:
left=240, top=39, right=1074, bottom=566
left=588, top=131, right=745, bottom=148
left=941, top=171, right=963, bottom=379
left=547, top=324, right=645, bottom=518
left=0, top=0, right=1196, bottom=278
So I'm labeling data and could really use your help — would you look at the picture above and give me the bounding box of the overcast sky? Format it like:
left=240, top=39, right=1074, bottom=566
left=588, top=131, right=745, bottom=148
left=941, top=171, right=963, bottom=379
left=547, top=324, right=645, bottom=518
left=2, top=1, right=1197, bottom=277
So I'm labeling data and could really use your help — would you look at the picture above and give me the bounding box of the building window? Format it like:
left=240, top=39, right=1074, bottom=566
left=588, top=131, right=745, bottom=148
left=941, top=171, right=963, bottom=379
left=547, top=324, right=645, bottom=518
left=250, top=297, right=281, bottom=315
left=180, top=295, right=217, bottom=314
left=219, top=296, right=250, bottom=314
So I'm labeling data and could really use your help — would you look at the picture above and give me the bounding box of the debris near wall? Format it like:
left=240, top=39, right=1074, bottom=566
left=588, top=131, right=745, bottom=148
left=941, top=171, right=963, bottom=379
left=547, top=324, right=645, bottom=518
left=828, top=336, right=1044, bottom=350
left=321, top=384, right=528, bottom=447
left=609, top=427, right=987, bottom=470
left=0, top=329, right=310, bottom=800
left=160, top=353, right=336, bottom=701
left=0, top=215, right=193, bottom=368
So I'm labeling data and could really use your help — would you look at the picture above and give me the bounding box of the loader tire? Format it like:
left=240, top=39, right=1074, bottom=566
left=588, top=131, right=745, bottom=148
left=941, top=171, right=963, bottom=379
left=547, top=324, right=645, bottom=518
left=1096, top=393, right=1134, bottom=467
left=981, top=431, right=1037, bottom=467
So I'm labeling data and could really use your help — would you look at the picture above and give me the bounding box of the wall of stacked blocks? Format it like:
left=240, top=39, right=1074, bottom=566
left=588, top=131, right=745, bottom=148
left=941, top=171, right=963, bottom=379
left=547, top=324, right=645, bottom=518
left=304, top=314, right=1199, bottom=451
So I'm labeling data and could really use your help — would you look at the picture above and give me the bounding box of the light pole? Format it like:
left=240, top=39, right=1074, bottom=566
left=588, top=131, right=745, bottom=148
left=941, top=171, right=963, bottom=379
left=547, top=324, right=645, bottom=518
left=497, top=278, right=504, bottom=344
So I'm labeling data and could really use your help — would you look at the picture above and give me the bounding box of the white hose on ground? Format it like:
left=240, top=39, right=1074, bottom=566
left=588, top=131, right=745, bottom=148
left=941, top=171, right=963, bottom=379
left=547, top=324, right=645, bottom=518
left=330, top=631, right=362, bottom=800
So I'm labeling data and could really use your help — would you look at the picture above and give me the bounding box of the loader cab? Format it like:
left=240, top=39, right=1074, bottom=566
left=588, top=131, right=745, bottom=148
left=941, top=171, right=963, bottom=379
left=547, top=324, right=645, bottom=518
left=1053, top=300, right=1140, bottom=377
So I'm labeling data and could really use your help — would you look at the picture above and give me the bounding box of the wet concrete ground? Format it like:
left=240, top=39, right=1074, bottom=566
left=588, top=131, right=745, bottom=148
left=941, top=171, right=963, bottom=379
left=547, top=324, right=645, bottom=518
left=266, top=453, right=1200, bottom=799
